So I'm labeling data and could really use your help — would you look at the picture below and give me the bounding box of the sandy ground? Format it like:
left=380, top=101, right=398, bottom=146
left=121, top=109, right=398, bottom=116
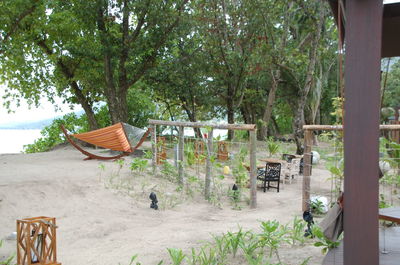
left=0, top=142, right=333, bottom=265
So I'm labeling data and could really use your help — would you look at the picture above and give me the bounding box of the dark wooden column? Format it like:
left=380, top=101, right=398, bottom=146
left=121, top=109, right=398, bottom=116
left=344, top=1, right=382, bottom=264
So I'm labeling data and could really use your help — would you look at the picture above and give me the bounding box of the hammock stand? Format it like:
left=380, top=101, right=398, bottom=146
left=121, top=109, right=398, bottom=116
left=60, top=123, right=151, bottom=160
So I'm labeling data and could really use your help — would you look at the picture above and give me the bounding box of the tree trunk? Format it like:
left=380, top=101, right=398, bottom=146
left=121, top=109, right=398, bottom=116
left=181, top=103, right=202, bottom=138
left=70, top=82, right=99, bottom=131
left=227, top=97, right=235, bottom=140
left=293, top=8, right=325, bottom=154
left=106, top=89, right=129, bottom=124
left=259, top=69, right=280, bottom=140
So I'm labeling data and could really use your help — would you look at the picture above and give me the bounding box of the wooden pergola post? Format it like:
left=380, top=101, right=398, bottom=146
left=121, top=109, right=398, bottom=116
left=205, top=129, right=213, bottom=200
left=178, top=126, right=184, bottom=184
left=302, top=130, right=313, bottom=212
left=249, top=129, right=257, bottom=209
left=344, top=0, right=382, bottom=264
left=151, top=124, right=157, bottom=174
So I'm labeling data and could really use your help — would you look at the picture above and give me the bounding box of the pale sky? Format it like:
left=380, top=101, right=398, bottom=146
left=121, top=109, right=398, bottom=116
left=384, top=0, right=400, bottom=3
left=0, top=85, right=82, bottom=126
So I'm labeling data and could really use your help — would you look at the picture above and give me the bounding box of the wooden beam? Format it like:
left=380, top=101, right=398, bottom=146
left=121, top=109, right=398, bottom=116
left=178, top=126, right=184, bottom=184
left=344, top=0, right=382, bottom=264
left=205, top=129, right=213, bottom=200
left=303, top=124, right=400, bottom=131
left=302, top=130, right=313, bottom=212
left=148, top=119, right=256, bottom=131
left=249, top=130, right=257, bottom=208
left=151, top=124, right=157, bottom=174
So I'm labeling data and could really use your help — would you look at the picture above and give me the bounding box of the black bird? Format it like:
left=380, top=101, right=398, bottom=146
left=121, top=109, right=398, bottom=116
left=149, top=192, right=158, bottom=210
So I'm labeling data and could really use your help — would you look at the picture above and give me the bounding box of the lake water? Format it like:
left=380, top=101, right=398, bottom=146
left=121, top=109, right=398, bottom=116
left=0, top=129, right=42, bottom=154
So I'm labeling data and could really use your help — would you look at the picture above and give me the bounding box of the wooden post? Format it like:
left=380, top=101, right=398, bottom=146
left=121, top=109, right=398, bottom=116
left=344, top=0, right=382, bottom=264
left=249, top=130, right=257, bottom=208
left=302, top=130, right=313, bottom=212
left=151, top=124, right=157, bottom=174
left=205, top=129, right=213, bottom=200
left=178, top=126, right=184, bottom=184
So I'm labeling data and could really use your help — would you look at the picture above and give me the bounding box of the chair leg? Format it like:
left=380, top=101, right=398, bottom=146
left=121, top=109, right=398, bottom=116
left=263, top=179, right=267, bottom=192
left=277, top=178, right=280, bottom=192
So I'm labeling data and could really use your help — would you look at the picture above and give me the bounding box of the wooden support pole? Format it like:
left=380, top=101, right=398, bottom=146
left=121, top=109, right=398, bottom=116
left=344, top=0, right=382, bottom=264
left=205, top=129, right=213, bottom=200
left=302, top=130, right=313, bottom=212
left=178, top=126, right=184, bottom=184
left=249, top=129, right=257, bottom=208
left=151, top=124, right=157, bottom=174
left=149, top=119, right=256, bottom=131
left=303, top=124, right=400, bottom=131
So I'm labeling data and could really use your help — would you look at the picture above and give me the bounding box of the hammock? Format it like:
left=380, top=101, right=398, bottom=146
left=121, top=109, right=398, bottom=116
left=60, top=123, right=151, bottom=160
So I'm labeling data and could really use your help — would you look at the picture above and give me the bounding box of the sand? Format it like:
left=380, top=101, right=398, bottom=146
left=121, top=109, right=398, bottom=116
left=0, top=143, right=332, bottom=265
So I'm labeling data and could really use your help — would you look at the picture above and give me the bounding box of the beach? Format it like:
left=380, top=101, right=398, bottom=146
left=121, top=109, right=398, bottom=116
left=0, top=143, right=330, bottom=265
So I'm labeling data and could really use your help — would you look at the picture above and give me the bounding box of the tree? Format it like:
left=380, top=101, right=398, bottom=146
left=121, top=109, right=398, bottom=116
left=1, top=0, right=189, bottom=129
left=195, top=0, right=261, bottom=139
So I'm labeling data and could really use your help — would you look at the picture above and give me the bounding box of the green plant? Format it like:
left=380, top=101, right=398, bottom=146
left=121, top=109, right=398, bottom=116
left=98, top=163, right=106, bottom=181
left=226, top=228, right=246, bottom=257
left=185, top=143, right=196, bottom=166
left=143, top=150, right=153, bottom=159
left=239, top=232, right=260, bottom=259
left=187, top=248, right=199, bottom=265
left=160, top=161, right=178, bottom=183
left=212, top=234, right=230, bottom=264
left=167, top=248, right=186, bottom=265
left=130, top=158, right=148, bottom=173
left=266, top=137, right=280, bottom=157
left=198, top=246, right=218, bottom=265
left=379, top=194, right=391, bottom=208
left=258, top=220, right=288, bottom=262
left=311, top=226, right=340, bottom=254
left=288, top=216, right=307, bottom=246
left=310, top=200, right=326, bottom=216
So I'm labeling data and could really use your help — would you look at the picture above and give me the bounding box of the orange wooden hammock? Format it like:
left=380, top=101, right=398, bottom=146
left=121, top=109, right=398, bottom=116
left=60, top=123, right=151, bottom=160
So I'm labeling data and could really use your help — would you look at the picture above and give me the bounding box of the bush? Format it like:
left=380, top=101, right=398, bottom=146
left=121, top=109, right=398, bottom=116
left=23, top=113, right=87, bottom=153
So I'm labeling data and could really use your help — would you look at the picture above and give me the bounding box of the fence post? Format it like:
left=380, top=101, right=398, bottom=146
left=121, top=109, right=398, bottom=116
left=205, top=129, right=213, bottom=200
left=250, top=129, right=257, bottom=208
left=151, top=124, right=157, bottom=174
left=302, top=130, right=313, bottom=212
left=178, top=126, right=184, bottom=184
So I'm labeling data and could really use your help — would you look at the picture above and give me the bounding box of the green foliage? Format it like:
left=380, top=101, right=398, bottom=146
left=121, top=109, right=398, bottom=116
left=184, top=143, right=196, bottom=167
left=160, top=162, right=179, bottom=183
left=310, top=200, right=326, bottom=216
left=330, top=97, right=344, bottom=123
left=379, top=194, right=391, bottom=209
left=130, top=158, right=148, bottom=173
left=121, top=216, right=321, bottom=265
left=259, top=220, right=288, bottom=261
left=232, top=147, right=249, bottom=188
left=266, top=137, right=280, bottom=158
left=167, top=248, right=186, bottom=265
left=288, top=216, right=307, bottom=246
left=311, top=226, right=340, bottom=254
left=23, top=113, right=87, bottom=153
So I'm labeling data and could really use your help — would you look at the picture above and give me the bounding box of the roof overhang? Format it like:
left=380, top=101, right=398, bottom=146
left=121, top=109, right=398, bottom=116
left=328, top=0, right=400, bottom=58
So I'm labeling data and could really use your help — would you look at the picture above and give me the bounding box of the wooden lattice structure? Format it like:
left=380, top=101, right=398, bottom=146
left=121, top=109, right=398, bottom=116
left=194, top=141, right=205, bottom=163
left=389, top=120, right=400, bottom=144
left=217, top=141, right=229, bottom=161
left=156, top=137, right=167, bottom=164
left=17, top=216, right=61, bottom=265
left=148, top=119, right=258, bottom=208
